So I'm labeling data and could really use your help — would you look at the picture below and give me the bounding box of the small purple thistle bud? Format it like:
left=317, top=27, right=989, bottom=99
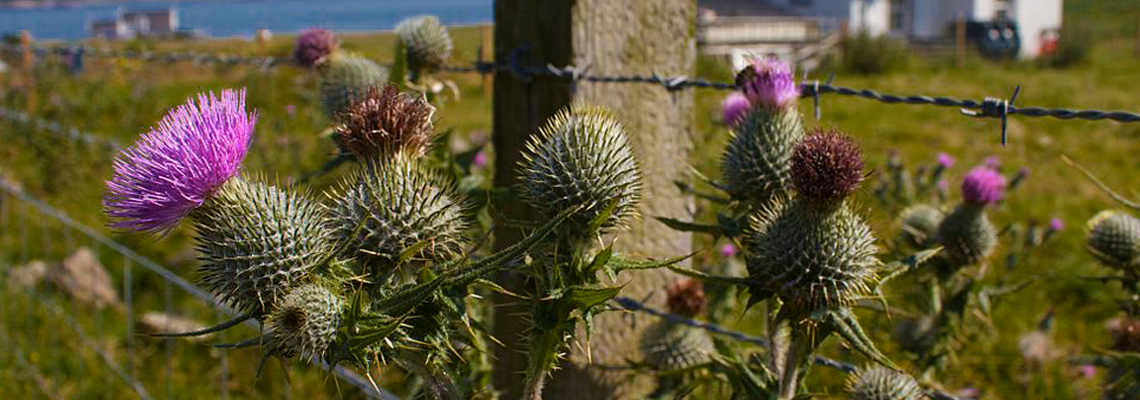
left=294, top=28, right=338, bottom=68
left=473, top=150, right=488, bottom=168
left=1009, top=167, right=1030, bottom=189
left=104, top=89, right=255, bottom=234
left=961, top=166, right=1006, bottom=206
left=735, top=57, right=799, bottom=110
left=720, top=243, right=738, bottom=258
left=284, top=104, right=297, bottom=117
left=984, top=156, right=1001, bottom=170
left=937, top=179, right=950, bottom=195
left=791, top=128, right=864, bottom=201
left=1079, top=364, right=1096, bottom=379
left=721, top=91, right=751, bottom=127
left=936, top=152, right=955, bottom=169
left=1049, top=218, right=1064, bottom=232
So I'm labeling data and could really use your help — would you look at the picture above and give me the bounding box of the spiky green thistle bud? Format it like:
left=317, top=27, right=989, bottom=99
left=935, top=203, right=997, bottom=267
left=192, top=178, right=330, bottom=314
left=1087, top=210, right=1140, bottom=271
left=396, top=15, right=453, bottom=75
left=265, top=284, right=343, bottom=361
left=518, top=105, right=641, bottom=237
left=745, top=131, right=877, bottom=315
left=898, top=204, right=944, bottom=249
left=639, top=320, right=716, bottom=371
left=319, top=52, right=391, bottom=122
left=327, top=154, right=468, bottom=279
left=721, top=107, right=804, bottom=202
left=846, top=366, right=924, bottom=400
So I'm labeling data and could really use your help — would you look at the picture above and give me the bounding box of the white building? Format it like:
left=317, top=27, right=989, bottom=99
left=702, top=0, right=1063, bottom=58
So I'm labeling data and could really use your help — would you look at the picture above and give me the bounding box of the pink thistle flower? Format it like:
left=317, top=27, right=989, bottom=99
left=984, top=156, right=1001, bottom=170
left=104, top=89, right=255, bottom=234
left=720, top=243, right=738, bottom=258
left=721, top=91, right=751, bottom=127
left=293, top=28, right=338, bottom=68
left=736, top=57, right=799, bottom=110
left=961, top=166, right=1006, bottom=206
left=1049, top=218, right=1064, bottom=232
left=936, top=152, right=955, bottom=169
left=473, top=150, right=488, bottom=168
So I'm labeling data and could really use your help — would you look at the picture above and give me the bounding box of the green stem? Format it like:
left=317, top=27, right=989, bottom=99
left=777, top=330, right=816, bottom=400
left=521, top=323, right=567, bottom=400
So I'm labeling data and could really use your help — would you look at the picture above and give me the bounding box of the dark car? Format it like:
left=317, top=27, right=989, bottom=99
left=966, top=20, right=1021, bottom=59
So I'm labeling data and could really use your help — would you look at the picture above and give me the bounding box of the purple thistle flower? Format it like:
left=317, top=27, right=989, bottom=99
left=937, top=179, right=950, bottom=194
left=791, top=128, right=864, bottom=200
left=1079, top=364, right=1097, bottom=379
left=294, top=29, right=338, bottom=68
left=284, top=104, right=297, bottom=117
left=961, top=166, right=1006, bottom=206
left=104, top=89, right=255, bottom=234
left=720, top=243, right=738, bottom=258
left=936, top=152, right=955, bottom=169
left=984, top=155, right=1001, bottom=170
left=736, top=57, right=799, bottom=110
left=473, top=149, right=488, bottom=168
left=1049, top=218, right=1064, bottom=232
left=721, top=91, right=751, bottom=127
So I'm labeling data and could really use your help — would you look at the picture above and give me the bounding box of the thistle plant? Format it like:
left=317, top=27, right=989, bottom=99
left=935, top=166, right=1004, bottom=276
left=511, top=104, right=674, bottom=400
left=640, top=279, right=716, bottom=372
left=395, top=15, right=453, bottom=83
left=846, top=366, right=925, bottom=400
left=318, top=51, right=391, bottom=121
left=721, top=57, right=803, bottom=203
left=102, top=88, right=580, bottom=400
left=294, top=28, right=339, bottom=68
left=743, top=130, right=904, bottom=400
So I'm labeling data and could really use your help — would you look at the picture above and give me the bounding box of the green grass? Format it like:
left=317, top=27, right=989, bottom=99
left=3, top=3, right=1140, bottom=397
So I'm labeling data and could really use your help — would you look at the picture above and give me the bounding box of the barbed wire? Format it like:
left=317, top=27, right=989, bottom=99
left=0, top=180, right=397, bottom=400
left=610, top=296, right=963, bottom=400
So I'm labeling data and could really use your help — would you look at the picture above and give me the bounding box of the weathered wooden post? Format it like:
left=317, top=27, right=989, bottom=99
left=492, top=1, right=696, bottom=398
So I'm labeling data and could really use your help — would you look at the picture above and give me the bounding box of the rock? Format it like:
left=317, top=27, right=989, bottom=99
left=137, top=312, right=212, bottom=342
left=8, top=259, right=47, bottom=288
left=50, top=247, right=120, bottom=310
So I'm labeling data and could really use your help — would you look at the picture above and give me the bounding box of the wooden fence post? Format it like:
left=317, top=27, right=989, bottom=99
left=492, top=1, right=696, bottom=398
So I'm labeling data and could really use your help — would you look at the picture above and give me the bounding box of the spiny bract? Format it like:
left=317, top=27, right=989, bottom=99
left=265, top=284, right=343, bottom=361
left=639, top=320, right=716, bottom=371
left=745, top=197, right=878, bottom=314
left=396, top=15, right=453, bottom=74
left=518, top=105, right=641, bottom=236
left=192, top=178, right=330, bottom=314
left=1087, top=210, right=1140, bottom=271
left=319, top=52, right=391, bottom=121
left=936, top=204, right=997, bottom=267
left=721, top=107, right=804, bottom=202
left=327, top=155, right=468, bottom=278
left=898, top=204, right=944, bottom=249
left=846, top=366, right=925, bottom=400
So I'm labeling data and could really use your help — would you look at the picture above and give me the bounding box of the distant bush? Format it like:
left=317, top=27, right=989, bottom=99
left=839, top=31, right=910, bottom=75
left=1042, top=28, right=1092, bottom=68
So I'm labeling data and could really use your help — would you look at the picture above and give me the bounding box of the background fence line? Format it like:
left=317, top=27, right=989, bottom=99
left=0, top=179, right=396, bottom=399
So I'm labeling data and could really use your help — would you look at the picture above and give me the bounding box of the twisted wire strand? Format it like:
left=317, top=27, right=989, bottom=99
left=611, top=296, right=963, bottom=400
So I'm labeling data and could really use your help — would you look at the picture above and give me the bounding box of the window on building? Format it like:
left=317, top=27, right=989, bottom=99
left=889, top=0, right=906, bottom=31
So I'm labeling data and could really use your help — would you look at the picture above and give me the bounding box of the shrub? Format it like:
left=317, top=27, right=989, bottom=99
left=840, top=31, right=910, bottom=75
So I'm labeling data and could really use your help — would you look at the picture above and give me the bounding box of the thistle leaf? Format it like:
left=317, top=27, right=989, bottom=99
left=823, top=307, right=899, bottom=371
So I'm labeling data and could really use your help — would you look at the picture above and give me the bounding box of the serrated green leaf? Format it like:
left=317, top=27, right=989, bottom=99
left=584, top=245, right=614, bottom=276
left=824, top=308, right=899, bottom=371
left=566, top=286, right=622, bottom=310
left=587, top=199, right=620, bottom=235
left=668, top=265, right=751, bottom=286
left=609, top=251, right=698, bottom=272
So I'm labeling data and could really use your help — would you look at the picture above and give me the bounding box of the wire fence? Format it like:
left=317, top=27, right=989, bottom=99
left=610, top=296, right=964, bottom=400
left=6, top=43, right=1140, bottom=146
left=0, top=179, right=395, bottom=399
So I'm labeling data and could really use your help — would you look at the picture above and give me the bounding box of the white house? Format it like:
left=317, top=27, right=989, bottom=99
left=702, top=0, right=1063, bottom=58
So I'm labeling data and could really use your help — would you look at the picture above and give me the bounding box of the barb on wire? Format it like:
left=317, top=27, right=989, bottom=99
left=611, top=296, right=964, bottom=400
left=0, top=181, right=398, bottom=400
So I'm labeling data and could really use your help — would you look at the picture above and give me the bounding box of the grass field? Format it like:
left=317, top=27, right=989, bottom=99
left=4, top=1, right=1140, bottom=398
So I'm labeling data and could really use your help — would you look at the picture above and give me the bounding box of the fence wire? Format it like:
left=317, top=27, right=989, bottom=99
left=611, top=296, right=963, bottom=400
left=0, top=180, right=397, bottom=400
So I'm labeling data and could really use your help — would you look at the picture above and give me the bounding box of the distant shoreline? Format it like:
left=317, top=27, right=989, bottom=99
left=0, top=0, right=228, bottom=10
